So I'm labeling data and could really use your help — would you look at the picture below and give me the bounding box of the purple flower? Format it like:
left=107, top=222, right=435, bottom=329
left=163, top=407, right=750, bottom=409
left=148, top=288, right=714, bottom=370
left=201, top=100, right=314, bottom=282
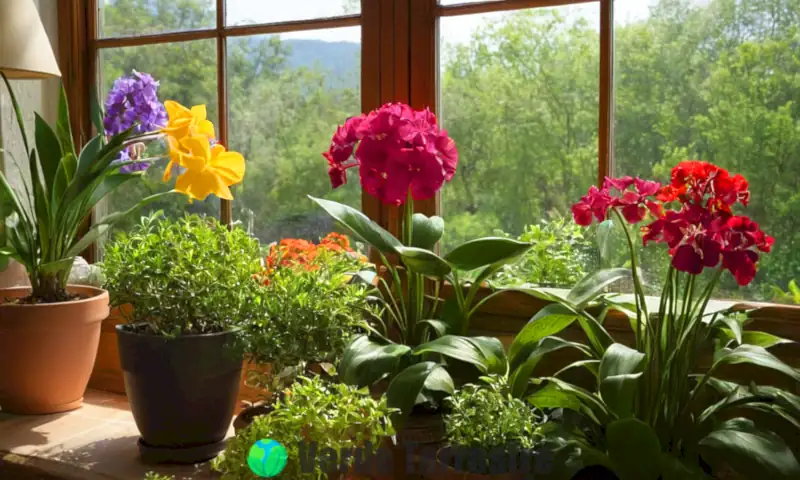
left=103, top=70, right=167, bottom=137
left=113, top=147, right=151, bottom=174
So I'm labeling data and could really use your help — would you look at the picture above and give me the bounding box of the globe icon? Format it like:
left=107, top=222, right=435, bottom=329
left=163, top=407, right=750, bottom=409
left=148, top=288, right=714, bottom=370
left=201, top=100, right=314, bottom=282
left=247, top=439, right=288, bottom=478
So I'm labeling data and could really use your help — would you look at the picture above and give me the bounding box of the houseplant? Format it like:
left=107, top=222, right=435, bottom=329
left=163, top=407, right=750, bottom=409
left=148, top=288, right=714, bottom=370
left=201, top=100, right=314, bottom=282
left=234, top=233, right=379, bottom=431
left=313, top=104, right=532, bottom=442
left=103, top=212, right=261, bottom=463
left=514, top=162, right=800, bottom=479
left=213, top=375, right=396, bottom=480
left=0, top=71, right=232, bottom=414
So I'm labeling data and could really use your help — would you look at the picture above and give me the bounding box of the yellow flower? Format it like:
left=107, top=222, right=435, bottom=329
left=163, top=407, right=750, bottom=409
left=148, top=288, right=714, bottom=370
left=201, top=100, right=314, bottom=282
left=173, top=134, right=245, bottom=201
left=162, top=135, right=184, bottom=182
left=161, top=100, right=216, bottom=142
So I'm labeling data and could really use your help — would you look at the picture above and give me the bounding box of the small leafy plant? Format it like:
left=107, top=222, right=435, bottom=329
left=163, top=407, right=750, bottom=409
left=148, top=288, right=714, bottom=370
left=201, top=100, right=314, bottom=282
left=771, top=279, right=800, bottom=305
left=143, top=473, right=174, bottom=480
left=102, top=212, right=263, bottom=336
left=444, top=375, right=544, bottom=450
left=212, top=376, right=396, bottom=479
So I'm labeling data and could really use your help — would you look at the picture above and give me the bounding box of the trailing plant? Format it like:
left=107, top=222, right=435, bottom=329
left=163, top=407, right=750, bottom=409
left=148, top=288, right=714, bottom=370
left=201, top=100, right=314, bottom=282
left=513, top=163, right=800, bottom=479
left=313, top=103, right=531, bottom=422
left=0, top=72, right=244, bottom=302
left=102, top=212, right=263, bottom=336
left=492, top=216, right=593, bottom=288
left=243, top=237, right=379, bottom=392
left=212, top=376, right=396, bottom=480
left=444, top=375, right=544, bottom=450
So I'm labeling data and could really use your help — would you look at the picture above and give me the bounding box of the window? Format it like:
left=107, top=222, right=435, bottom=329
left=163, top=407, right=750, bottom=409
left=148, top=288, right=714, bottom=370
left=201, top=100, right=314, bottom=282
left=614, top=0, right=800, bottom=302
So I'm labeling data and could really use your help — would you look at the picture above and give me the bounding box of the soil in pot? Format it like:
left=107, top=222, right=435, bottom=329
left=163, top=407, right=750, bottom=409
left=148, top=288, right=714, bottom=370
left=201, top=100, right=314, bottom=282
left=117, top=324, right=243, bottom=464
left=0, top=286, right=109, bottom=415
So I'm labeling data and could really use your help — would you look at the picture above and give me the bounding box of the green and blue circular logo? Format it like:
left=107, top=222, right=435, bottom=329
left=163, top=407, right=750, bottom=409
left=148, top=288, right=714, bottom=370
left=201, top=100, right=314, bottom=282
left=247, top=439, right=288, bottom=478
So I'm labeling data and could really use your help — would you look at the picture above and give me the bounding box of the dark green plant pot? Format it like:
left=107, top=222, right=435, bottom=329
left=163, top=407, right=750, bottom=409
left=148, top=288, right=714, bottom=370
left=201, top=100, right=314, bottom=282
left=117, top=324, right=243, bottom=464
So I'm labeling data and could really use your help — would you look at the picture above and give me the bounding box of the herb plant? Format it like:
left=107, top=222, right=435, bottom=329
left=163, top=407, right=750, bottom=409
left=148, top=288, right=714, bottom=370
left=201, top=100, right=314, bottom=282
left=102, top=212, right=263, bottom=336
left=212, top=376, right=396, bottom=480
left=444, top=375, right=544, bottom=450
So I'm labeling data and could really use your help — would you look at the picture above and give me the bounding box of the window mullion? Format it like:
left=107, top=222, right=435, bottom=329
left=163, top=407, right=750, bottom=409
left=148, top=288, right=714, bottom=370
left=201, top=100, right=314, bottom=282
left=598, top=0, right=614, bottom=185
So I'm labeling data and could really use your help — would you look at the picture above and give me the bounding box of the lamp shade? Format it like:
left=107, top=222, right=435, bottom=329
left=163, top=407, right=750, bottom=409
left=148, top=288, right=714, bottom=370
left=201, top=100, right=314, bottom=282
left=0, top=0, right=61, bottom=78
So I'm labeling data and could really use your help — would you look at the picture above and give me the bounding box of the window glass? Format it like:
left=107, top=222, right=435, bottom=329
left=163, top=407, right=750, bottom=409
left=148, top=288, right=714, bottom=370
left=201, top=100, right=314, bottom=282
left=225, top=0, right=359, bottom=26
left=96, top=39, right=219, bottom=241
left=98, top=0, right=216, bottom=38
left=227, top=27, right=362, bottom=244
left=614, top=0, right=800, bottom=302
left=439, top=4, right=601, bottom=288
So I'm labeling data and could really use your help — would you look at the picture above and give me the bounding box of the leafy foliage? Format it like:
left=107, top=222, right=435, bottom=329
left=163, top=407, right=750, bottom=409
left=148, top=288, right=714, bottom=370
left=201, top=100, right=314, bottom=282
left=102, top=212, right=263, bottom=335
left=143, top=473, right=174, bottom=480
left=771, top=280, right=800, bottom=305
left=212, top=376, right=395, bottom=480
left=444, top=375, right=544, bottom=450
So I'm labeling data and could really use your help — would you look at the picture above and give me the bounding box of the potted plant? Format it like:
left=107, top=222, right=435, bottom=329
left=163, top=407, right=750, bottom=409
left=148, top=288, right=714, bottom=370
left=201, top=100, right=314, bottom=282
left=234, top=233, right=379, bottom=431
left=513, top=163, right=800, bottom=478
left=0, top=72, right=210, bottom=414
left=312, top=103, right=533, bottom=445
left=438, top=375, right=549, bottom=479
left=103, top=212, right=262, bottom=463
left=213, top=375, right=396, bottom=479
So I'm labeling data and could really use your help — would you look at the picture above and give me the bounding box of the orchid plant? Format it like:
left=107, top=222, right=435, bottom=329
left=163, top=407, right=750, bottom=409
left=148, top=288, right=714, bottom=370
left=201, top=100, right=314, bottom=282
left=512, top=162, right=800, bottom=479
left=0, top=72, right=244, bottom=302
left=311, top=103, right=532, bottom=422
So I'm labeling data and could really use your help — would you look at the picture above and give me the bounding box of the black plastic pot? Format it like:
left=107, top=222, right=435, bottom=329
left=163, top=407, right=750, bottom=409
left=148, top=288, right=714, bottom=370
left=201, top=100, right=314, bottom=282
left=117, top=325, right=243, bottom=464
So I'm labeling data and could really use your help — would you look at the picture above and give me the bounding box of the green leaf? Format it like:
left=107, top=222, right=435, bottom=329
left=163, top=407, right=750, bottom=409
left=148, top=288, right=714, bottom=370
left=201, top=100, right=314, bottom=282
left=606, top=418, right=662, bottom=480
left=710, top=344, right=800, bottom=383
left=718, top=329, right=794, bottom=349
left=567, top=268, right=632, bottom=308
left=52, top=152, right=78, bottom=206
left=412, top=335, right=506, bottom=375
left=660, top=454, right=708, bottom=480
left=509, top=303, right=581, bottom=364
left=1, top=73, right=30, bottom=153
left=419, top=319, right=449, bottom=337
left=74, top=135, right=104, bottom=181
left=396, top=246, right=451, bottom=278
left=699, top=417, right=800, bottom=479
left=88, top=173, right=140, bottom=207
left=410, top=213, right=444, bottom=250
left=386, top=362, right=452, bottom=421
left=38, top=257, right=74, bottom=277
left=0, top=171, right=24, bottom=222
left=422, top=365, right=454, bottom=395
left=56, top=83, right=77, bottom=159
left=599, top=343, right=645, bottom=418
left=444, top=237, right=532, bottom=271
left=596, top=219, right=617, bottom=262
left=89, top=85, right=105, bottom=137
left=339, top=335, right=411, bottom=386
left=538, top=377, right=611, bottom=425
left=66, top=224, right=108, bottom=259
left=34, top=113, right=62, bottom=192
left=711, top=314, right=744, bottom=345
left=310, top=196, right=401, bottom=254
left=527, top=383, right=582, bottom=411
left=510, top=337, right=592, bottom=398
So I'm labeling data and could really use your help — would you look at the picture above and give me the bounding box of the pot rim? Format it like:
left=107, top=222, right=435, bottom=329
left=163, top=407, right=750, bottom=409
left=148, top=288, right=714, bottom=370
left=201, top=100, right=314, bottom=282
left=116, top=322, right=242, bottom=339
left=0, top=285, right=108, bottom=308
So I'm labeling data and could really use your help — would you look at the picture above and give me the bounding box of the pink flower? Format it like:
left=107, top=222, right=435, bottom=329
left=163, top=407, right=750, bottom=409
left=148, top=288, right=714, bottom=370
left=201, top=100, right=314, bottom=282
left=571, top=176, right=662, bottom=226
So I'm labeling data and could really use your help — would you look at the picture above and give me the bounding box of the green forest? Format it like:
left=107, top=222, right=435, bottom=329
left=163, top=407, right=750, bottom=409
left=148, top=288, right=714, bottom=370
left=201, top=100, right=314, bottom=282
left=99, top=0, right=799, bottom=301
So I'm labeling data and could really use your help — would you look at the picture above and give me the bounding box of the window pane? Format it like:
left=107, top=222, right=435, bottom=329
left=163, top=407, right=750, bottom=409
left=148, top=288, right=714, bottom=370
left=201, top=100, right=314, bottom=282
left=227, top=27, right=361, bottom=244
left=439, top=4, right=600, bottom=287
left=439, top=0, right=495, bottom=5
left=96, top=39, right=219, bottom=244
left=614, top=0, right=800, bottom=302
left=98, top=0, right=215, bottom=38
left=226, top=0, right=359, bottom=26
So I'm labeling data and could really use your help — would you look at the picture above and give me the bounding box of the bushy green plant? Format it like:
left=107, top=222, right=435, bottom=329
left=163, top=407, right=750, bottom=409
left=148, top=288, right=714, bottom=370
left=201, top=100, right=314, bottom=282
left=492, top=217, right=593, bottom=288
left=242, top=255, right=379, bottom=391
left=102, top=212, right=264, bottom=336
left=212, top=376, right=396, bottom=480
left=444, top=375, right=544, bottom=450
left=770, top=280, right=800, bottom=305
left=143, top=473, right=174, bottom=480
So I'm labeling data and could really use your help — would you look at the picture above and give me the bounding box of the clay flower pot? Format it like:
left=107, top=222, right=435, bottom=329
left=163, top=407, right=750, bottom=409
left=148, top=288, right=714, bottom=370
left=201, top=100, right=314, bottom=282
left=0, top=286, right=109, bottom=414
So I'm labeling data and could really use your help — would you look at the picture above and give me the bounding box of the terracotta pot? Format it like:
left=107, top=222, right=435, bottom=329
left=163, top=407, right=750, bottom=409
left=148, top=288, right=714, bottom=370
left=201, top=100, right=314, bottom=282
left=0, top=286, right=109, bottom=414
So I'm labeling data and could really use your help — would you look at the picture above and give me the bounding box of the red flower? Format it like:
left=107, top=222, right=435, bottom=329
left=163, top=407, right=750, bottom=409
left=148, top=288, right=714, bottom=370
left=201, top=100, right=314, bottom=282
left=322, top=103, right=458, bottom=205
left=571, top=176, right=662, bottom=226
left=657, top=160, right=750, bottom=212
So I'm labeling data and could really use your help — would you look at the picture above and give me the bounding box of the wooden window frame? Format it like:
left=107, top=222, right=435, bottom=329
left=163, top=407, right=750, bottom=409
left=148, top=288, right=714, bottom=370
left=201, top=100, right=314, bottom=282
left=58, top=0, right=800, bottom=325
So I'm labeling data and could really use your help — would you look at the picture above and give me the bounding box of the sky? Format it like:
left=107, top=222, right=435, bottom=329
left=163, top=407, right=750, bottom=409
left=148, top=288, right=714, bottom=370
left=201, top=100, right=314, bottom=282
left=221, top=0, right=696, bottom=44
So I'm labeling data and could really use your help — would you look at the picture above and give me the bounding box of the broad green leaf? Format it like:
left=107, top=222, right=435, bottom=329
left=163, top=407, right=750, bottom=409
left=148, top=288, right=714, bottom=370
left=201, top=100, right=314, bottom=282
left=339, top=335, right=411, bottom=386
left=386, top=361, right=452, bottom=422
left=74, top=135, right=104, bottom=180
left=596, top=219, right=617, bottom=262
left=38, top=257, right=74, bottom=277
left=419, top=319, right=449, bottom=337
left=89, top=85, right=105, bottom=137
left=422, top=365, right=454, bottom=394
left=444, top=237, right=532, bottom=271
left=699, top=417, right=800, bottom=479
left=52, top=152, right=78, bottom=207
left=508, top=303, right=580, bottom=364
left=599, top=344, right=645, bottom=418
left=56, top=84, right=77, bottom=159
left=28, top=150, right=50, bottom=249
left=34, top=113, right=62, bottom=192
left=710, top=313, right=744, bottom=345
left=1, top=73, right=30, bottom=152
left=510, top=337, right=592, bottom=398
left=464, top=336, right=508, bottom=376
left=718, top=329, right=794, bottom=349
left=553, top=359, right=601, bottom=379
left=410, top=213, right=444, bottom=250
left=412, top=335, right=505, bottom=375
left=396, top=246, right=451, bottom=278
left=527, top=383, right=582, bottom=411
left=310, top=196, right=401, bottom=254
left=710, top=344, right=800, bottom=383
left=576, top=312, right=615, bottom=356
left=66, top=224, right=109, bottom=259
left=660, top=454, right=708, bottom=480
left=568, top=268, right=631, bottom=308
left=0, top=171, right=24, bottom=221
left=88, top=173, right=140, bottom=207
left=599, top=343, right=646, bottom=380
left=538, top=377, right=611, bottom=425
left=606, top=418, right=662, bottom=480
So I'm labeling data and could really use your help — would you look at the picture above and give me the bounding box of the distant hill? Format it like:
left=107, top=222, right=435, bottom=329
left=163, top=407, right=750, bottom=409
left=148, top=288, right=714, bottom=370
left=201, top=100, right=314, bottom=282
left=283, top=39, right=360, bottom=89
